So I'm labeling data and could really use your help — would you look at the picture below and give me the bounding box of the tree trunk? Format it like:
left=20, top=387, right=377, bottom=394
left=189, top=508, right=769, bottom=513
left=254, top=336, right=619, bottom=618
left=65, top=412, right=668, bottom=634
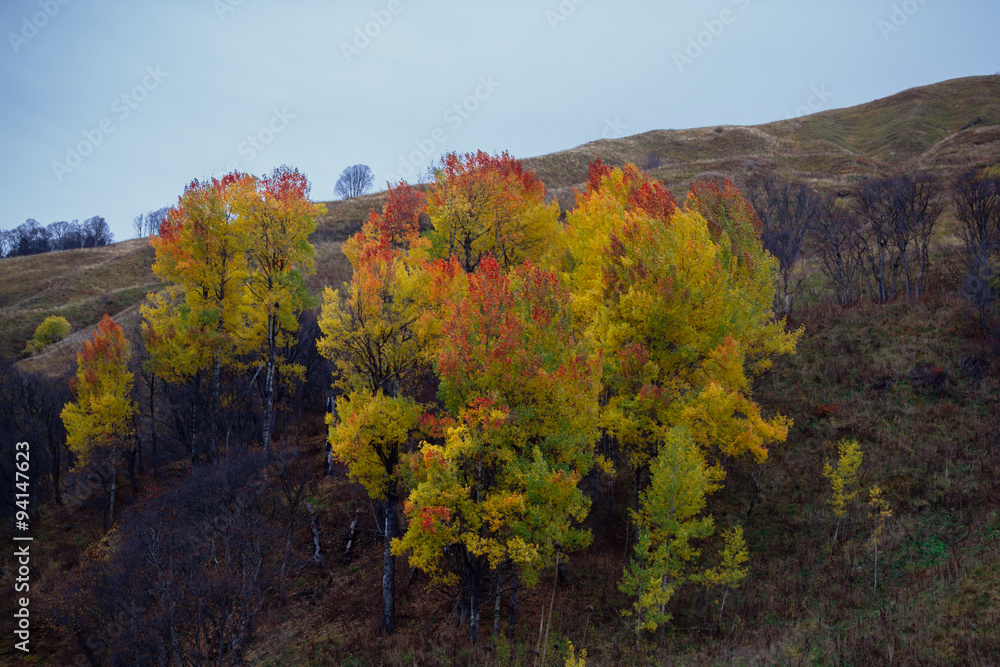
left=108, top=464, right=116, bottom=530
left=469, top=567, right=480, bottom=644
left=507, top=567, right=519, bottom=638
left=209, top=350, right=221, bottom=461
left=492, top=574, right=502, bottom=642
left=190, top=372, right=201, bottom=466
left=126, top=447, right=138, bottom=493
left=717, top=587, right=730, bottom=632
left=149, top=375, right=158, bottom=479
left=873, top=534, right=879, bottom=594
left=262, top=313, right=277, bottom=456
left=540, top=553, right=559, bottom=664
left=382, top=487, right=397, bottom=635
left=306, top=500, right=326, bottom=565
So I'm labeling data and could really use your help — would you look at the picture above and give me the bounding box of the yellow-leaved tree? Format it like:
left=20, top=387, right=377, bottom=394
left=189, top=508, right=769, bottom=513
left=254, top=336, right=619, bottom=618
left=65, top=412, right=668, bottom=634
left=24, top=315, right=72, bottom=355
left=823, top=438, right=863, bottom=543
left=146, top=167, right=322, bottom=458
left=425, top=150, right=562, bottom=272
left=392, top=257, right=601, bottom=644
left=231, top=166, right=323, bottom=454
left=550, top=162, right=799, bottom=635
left=61, top=315, right=137, bottom=529
left=317, top=181, right=430, bottom=635
left=619, top=426, right=720, bottom=639
left=145, top=173, right=248, bottom=461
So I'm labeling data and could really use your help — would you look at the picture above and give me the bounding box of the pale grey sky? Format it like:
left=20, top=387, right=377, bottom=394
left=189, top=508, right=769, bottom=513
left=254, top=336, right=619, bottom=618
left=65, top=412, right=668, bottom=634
left=1, top=0, right=997, bottom=242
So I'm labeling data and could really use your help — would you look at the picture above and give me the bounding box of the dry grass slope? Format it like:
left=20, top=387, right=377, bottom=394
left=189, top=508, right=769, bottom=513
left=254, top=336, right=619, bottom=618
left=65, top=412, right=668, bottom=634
left=0, top=239, right=157, bottom=361
left=6, top=76, right=996, bottom=373
left=4, top=74, right=1000, bottom=665
left=525, top=74, right=1000, bottom=199
left=2, top=195, right=378, bottom=374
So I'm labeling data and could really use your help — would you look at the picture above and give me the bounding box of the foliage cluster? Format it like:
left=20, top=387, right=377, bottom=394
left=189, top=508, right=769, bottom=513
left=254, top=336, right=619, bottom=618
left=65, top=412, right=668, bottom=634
left=23, top=315, right=72, bottom=356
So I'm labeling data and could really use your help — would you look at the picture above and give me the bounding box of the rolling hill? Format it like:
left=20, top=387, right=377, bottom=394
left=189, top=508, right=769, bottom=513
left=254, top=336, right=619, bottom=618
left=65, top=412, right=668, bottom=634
left=4, top=74, right=999, bottom=373
left=4, top=74, right=1000, bottom=665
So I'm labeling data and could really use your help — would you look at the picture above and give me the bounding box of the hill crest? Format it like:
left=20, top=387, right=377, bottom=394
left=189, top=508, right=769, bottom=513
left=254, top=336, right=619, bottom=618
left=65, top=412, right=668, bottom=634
left=6, top=75, right=999, bottom=369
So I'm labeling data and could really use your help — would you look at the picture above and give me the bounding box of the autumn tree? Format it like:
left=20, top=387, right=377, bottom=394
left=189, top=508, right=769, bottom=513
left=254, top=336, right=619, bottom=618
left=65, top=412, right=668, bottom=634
left=146, top=174, right=248, bottom=462
left=705, top=525, right=749, bottom=631
left=868, top=484, right=891, bottom=594
left=232, top=166, right=323, bottom=454
left=621, top=426, right=750, bottom=640
left=620, top=427, right=719, bottom=638
left=823, top=438, right=863, bottom=543
left=24, top=315, right=71, bottom=355
left=559, top=164, right=795, bottom=471
left=61, top=315, right=137, bottom=529
left=425, top=151, right=561, bottom=272
left=554, top=162, right=797, bottom=629
left=393, top=258, right=601, bottom=644
left=318, top=181, right=429, bottom=635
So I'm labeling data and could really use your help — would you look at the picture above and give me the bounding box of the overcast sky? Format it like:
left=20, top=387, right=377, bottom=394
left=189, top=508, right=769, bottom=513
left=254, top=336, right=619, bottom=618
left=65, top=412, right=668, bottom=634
left=1, top=0, right=998, bottom=242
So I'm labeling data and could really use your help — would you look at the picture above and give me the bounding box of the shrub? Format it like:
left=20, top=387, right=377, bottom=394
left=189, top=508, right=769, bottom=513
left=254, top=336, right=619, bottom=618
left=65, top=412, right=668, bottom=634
left=24, top=315, right=71, bottom=355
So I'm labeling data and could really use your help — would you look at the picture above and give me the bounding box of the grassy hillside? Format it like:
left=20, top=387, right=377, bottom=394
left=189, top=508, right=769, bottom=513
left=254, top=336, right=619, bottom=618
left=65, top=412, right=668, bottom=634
left=5, top=75, right=998, bottom=373
left=241, top=294, right=1000, bottom=665
left=3, top=74, right=1000, bottom=665
left=0, top=239, right=157, bottom=361
left=525, top=74, right=1000, bottom=204
left=3, top=196, right=370, bottom=373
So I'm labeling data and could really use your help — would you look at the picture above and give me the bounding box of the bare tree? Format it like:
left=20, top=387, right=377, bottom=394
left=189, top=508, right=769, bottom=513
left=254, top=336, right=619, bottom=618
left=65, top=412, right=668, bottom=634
left=59, top=220, right=85, bottom=250
left=82, top=216, right=113, bottom=247
left=0, top=361, right=63, bottom=514
left=898, top=173, right=944, bottom=298
left=146, top=206, right=170, bottom=236
left=745, top=172, right=820, bottom=316
left=857, top=178, right=906, bottom=303
left=334, top=164, right=374, bottom=199
left=132, top=214, right=145, bottom=239
left=9, top=219, right=50, bottom=256
left=813, top=195, right=863, bottom=306
left=954, top=169, right=1000, bottom=330
left=132, top=207, right=170, bottom=238
left=52, top=454, right=280, bottom=666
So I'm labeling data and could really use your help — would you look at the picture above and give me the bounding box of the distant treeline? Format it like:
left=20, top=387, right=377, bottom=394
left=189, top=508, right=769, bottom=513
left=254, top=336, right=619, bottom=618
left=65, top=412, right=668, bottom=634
left=0, top=217, right=113, bottom=258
